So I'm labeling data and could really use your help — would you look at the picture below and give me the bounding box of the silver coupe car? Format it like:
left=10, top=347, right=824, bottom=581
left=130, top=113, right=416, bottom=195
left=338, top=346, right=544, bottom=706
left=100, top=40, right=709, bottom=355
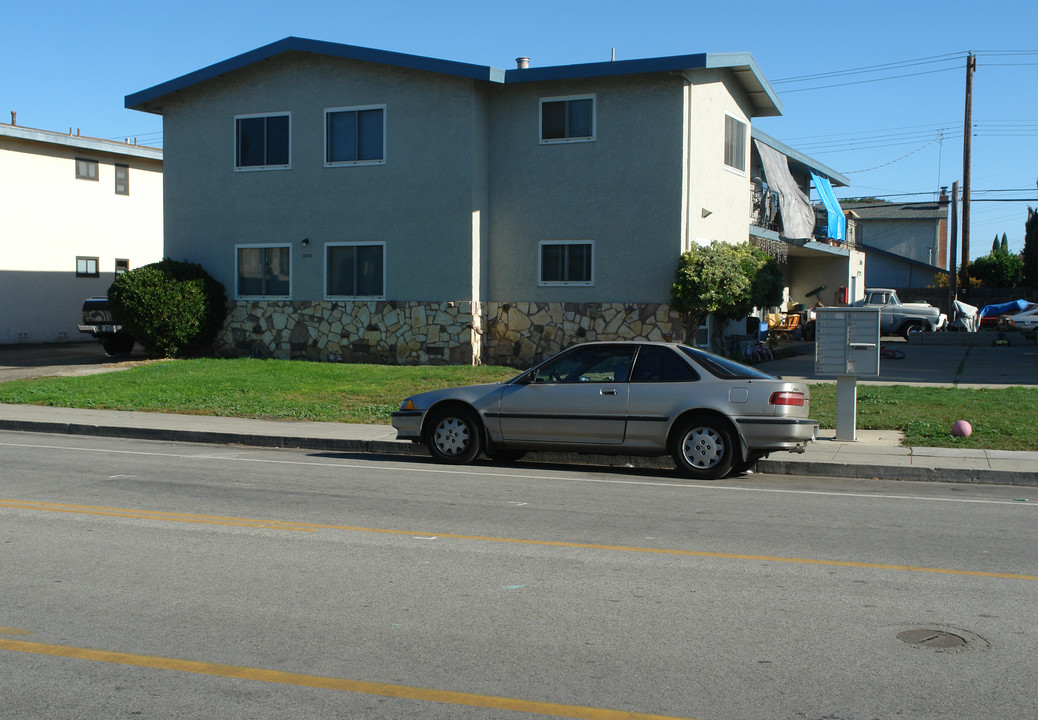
left=392, top=341, right=818, bottom=479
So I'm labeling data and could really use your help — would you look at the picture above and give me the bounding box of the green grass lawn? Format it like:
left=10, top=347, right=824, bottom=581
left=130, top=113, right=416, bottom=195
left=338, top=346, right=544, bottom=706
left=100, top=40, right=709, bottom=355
left=0, top=358, right=1034, bottom=451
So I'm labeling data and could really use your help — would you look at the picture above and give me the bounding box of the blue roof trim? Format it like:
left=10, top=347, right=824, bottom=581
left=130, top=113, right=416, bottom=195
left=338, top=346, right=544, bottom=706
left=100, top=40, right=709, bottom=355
left=126, top=39, right=780, bottom=118
left=126, top=37, right=505, bottom=111
left=504, top=53, right=708, bottom=82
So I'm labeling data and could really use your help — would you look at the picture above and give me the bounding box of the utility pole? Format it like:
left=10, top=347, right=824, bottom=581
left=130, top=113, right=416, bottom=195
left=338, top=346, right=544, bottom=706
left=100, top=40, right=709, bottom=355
left=960, top=52, right=976, bottom=299
left=949, top=181, right=959, bottom=311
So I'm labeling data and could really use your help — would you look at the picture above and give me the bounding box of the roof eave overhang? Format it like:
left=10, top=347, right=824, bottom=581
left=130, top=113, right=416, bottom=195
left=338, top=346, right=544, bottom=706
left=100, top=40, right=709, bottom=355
left=126, top=36, right=506, bottom=114
left=127, top=39, right=782, bottom=120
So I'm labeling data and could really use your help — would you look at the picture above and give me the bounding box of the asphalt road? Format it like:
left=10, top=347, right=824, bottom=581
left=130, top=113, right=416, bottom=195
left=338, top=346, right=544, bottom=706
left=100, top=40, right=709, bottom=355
left=2, top=431, right=1036, bottom=719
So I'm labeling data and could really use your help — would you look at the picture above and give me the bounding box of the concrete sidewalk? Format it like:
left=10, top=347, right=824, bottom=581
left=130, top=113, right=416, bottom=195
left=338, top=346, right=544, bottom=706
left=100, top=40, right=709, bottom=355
left=2, top=403, right=1035, bottom=487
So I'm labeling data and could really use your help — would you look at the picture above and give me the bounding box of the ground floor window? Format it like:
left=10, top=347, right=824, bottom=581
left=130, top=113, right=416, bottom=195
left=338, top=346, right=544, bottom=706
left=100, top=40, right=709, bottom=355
left=539, top=240, right=593, bottom=285
left=326, top=242, right=385, bottom=298
left=236, top=245, right=290, bottom=298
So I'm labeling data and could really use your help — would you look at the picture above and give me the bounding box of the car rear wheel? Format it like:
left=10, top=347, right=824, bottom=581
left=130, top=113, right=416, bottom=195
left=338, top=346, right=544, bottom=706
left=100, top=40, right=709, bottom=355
left=670, top=416, right=735, bottom=480
left=101, top=334, right=134, bottom=356
left=424, top=406, right=482, bottom=465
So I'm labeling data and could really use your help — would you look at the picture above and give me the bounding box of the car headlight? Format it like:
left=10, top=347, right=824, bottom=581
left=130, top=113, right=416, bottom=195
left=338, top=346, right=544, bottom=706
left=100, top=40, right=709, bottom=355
left=399, top=399, right=415, bottom=411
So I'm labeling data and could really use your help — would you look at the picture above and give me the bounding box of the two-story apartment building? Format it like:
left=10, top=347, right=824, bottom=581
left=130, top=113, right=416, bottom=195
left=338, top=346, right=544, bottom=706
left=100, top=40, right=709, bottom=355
left=126, top=37, right=851, bottom=366
left=0, top=121, right=163, bottom=345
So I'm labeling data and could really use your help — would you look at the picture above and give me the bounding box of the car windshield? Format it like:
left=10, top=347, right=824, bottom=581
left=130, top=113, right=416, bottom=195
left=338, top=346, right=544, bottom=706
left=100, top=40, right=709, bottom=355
left=679, top=346, right=777, bottom=380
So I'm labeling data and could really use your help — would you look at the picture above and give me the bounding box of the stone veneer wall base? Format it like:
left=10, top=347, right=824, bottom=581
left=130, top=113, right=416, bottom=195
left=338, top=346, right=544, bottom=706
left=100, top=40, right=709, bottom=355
left=217, top=300, right=686, bottom=368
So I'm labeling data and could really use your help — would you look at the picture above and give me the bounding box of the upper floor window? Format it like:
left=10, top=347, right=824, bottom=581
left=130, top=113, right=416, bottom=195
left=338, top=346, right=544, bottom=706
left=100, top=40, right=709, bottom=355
left=76, top=158, right=99, bottom=181
left=235, top=113, right=290, bottom=170
left=325, top=106, right=386, bottom=166
left=539, top=240, right=593, bottom=286
left=236, top=244, right=291, bottom=298
left=540, top=95, right=595, bottom=143
left=326, top=242, right=385, bottom=298
left=724, top=114, right=747, bottom=173
left=114, top=164, right=129, bottom=195
left=115, top=259, right=130, bottom=275
left=76, top=256, right=99, bottom=277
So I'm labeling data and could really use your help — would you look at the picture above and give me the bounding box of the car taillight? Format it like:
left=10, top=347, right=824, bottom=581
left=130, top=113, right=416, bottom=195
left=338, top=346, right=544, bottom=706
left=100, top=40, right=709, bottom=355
left=770, top=391, right=805, bottom=406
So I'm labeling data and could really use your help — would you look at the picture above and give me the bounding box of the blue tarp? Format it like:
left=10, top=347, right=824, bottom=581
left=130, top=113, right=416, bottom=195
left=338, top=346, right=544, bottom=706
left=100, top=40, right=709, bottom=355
left=978, top=299, right=1029, bottom=318
left=811, top=171, right=846, bottom=242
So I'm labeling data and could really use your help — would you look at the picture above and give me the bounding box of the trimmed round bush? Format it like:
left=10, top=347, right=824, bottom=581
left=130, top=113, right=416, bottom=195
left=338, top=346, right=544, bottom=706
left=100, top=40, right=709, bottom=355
left=107, top=258, right=227, bottom=358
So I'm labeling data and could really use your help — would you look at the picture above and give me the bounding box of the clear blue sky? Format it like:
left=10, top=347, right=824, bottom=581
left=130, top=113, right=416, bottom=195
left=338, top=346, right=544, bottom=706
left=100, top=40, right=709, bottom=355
left=8, top=0, right=1036, bottom=261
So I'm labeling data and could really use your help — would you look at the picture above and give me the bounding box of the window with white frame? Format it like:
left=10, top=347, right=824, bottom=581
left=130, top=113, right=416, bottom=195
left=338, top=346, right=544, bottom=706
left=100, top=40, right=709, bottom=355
left=326, top=242, right=385, bottom=298
left=235, top=113, right=290, bottom=170
left=540, top=95, right=595, bottom=143
left=236, top=244, right=291, bottom=298
left=539, top=241, right=593, bottom=285
left=325, top=105, right=385, bottom=166
left=723, top=114, right=747, bottom=172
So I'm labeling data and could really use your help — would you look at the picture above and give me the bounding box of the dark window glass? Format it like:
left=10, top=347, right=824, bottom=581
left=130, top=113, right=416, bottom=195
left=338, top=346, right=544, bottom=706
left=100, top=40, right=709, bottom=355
left=680, top=346, right=775, bottom=380
left=237, top=246, right=290, bottom=297
left=541, top=98, right=593, bottom=141
left=327, top=108, right=384, bottom=163
left=533, top=345, right=637, bottom=384
left=327, top=244, right=384, bottom=296
left=541, top=243, right=592, bottom=283
left=631, top=346, right=699, bottom=382
left=236, top=115, right=289, bottom=168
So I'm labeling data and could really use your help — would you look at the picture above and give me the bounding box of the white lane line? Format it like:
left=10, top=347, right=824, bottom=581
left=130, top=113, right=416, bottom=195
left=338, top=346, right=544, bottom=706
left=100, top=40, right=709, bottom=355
left=0, top=439, right=1032, bottom=508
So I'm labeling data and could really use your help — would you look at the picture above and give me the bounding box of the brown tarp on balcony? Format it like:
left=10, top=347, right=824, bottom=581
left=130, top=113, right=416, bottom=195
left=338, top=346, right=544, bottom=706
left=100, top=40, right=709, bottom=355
left=754, top=139, right=815, bottom=240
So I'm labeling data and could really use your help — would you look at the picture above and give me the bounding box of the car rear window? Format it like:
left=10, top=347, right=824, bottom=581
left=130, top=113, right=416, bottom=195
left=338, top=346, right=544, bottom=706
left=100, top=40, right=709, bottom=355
left=679, top=346, right=777, bottom=380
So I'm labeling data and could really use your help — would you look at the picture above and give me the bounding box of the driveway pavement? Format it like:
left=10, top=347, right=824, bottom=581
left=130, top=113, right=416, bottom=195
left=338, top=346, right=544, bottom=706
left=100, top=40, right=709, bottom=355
left=759, top=337, right=1038, bottom=388
left=0, top=341, right=147, bottom=382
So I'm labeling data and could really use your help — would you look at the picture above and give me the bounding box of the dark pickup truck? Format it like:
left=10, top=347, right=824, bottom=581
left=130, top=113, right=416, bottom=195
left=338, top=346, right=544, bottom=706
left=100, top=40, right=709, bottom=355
left=78, top=297, right=135, bottom=355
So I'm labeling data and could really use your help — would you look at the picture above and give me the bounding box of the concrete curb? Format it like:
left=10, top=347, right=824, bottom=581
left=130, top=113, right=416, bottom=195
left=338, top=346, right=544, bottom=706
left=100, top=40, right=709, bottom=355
left=4, top=417, right=1035, bottom=487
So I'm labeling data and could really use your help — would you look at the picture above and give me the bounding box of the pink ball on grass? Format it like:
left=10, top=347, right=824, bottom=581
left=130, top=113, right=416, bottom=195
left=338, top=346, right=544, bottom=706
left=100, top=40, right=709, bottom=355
left=952, top=420, right=972, bottom=437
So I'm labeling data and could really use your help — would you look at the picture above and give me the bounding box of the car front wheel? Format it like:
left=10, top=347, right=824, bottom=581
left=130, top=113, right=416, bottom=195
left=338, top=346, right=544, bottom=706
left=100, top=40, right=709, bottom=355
left=670, top=416, right=735, bottom=480
left=424, top=406, right=482, bottom=465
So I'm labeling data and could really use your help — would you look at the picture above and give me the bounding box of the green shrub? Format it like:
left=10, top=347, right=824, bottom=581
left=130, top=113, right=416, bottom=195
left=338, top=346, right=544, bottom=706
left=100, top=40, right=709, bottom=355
left=108, top=259, right=227, bottom=358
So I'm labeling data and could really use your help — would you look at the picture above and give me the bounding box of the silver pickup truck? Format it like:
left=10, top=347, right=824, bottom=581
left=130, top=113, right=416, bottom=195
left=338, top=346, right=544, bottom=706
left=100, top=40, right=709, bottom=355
left=855, top=288, right=947, bottom=339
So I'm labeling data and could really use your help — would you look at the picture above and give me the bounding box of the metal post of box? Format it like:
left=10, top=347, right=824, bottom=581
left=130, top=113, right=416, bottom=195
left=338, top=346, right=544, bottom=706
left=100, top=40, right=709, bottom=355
left=814, top=308, right=881, bottom=441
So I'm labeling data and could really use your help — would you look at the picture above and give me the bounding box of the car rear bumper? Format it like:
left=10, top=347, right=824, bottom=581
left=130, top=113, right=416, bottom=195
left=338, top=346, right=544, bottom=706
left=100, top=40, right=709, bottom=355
left=737, top=417, right=819, bottom=452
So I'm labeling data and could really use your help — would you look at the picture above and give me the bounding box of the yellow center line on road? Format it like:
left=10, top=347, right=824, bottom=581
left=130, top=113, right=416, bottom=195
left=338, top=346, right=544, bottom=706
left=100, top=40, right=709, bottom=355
left=0, top=637, right=696, bottom=720
left=0, top=499, right=317, bottom=532
left=4, top=498, right=1037, bottom=581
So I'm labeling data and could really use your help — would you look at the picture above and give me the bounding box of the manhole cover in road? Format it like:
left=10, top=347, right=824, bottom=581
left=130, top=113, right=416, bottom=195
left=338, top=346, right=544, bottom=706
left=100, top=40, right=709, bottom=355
left=897, top=629, right=967, bottom=648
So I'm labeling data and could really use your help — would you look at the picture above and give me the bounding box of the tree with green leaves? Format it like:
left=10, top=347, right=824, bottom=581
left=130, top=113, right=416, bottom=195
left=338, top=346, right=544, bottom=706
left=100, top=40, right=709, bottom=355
left=969, top=249, right=1024, bottom=289
left=1023, top=207, right=1038, bottom=288
left=671, top=241, right=783, bottom=349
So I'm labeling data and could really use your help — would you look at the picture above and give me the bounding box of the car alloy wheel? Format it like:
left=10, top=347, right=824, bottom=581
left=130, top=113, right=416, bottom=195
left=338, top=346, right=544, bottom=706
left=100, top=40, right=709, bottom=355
left=425, top=407, right=482, bottom=465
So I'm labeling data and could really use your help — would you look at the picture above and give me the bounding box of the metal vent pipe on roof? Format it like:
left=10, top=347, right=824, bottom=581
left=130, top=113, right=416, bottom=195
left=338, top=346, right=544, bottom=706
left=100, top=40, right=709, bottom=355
left=516, top=57, right=529, bottom=69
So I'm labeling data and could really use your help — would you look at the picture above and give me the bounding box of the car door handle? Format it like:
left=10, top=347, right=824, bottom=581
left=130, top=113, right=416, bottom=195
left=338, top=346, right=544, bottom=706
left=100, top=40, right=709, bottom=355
left=600, top=388, right=617, bottom=395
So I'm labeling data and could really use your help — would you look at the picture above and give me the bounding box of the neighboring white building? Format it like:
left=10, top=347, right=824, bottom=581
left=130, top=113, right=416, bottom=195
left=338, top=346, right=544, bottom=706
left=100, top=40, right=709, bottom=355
left=0, top=122, right=163, bottom=345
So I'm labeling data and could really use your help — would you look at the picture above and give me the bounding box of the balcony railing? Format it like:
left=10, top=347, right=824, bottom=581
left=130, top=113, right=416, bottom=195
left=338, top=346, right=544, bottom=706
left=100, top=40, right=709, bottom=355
left=750, top=186, right=780, bottom=232
left=751, top=185, right=856, bottom=248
